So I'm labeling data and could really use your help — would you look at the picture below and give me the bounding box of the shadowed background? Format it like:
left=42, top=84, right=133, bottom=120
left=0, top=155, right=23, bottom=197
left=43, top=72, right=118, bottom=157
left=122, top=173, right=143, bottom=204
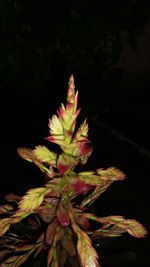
left=0, top=1, right=150, bottom=265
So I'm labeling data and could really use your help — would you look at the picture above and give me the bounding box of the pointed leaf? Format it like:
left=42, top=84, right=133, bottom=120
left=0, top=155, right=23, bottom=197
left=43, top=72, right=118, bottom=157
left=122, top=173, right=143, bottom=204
left=74, top=119, right=89, bottom=142
left=70, top=175, right=93, bottom=195
left=91, top=216, right=147, bottom=239
left=61, top=228, right=76, bottom=256
left=47, top=245, right=55, bottom=267
left=77, top=229, right=100, bottom=267
left=36, top=198, right=58, bottom=223
left=18, top=148, right=54, bottom=178
left=5, top=193, right=21, bottom=203
left=18, top=187, right=47, bottom=213
left=0, top=204, right=13, bottom=214
left=3, top=255, right=19, bottom=264
left=17, top=148, right=33, bottom=162
left=48, top=115, right=64, bottom=137
left=34, top=244, right=44, bottom=257
left=57, top=247, right=68, bottom=267
left=97, top=167, right=125, bottom=181
left=75, top=213, right=89, bottom=230
left=15, top=244, right=35, bottom=252
left=0, top=218, right=11, bottom=237
left=15, top=253, right=31, bottom=267
left=46, top=219, right=58, bottom=245
left=33, top=146, right=57, bottom=166
left=0, top=250, right=11, bottom=261
left=57, top=154, right=79, bottom=175
left=57, top=200, right=70, bottom=226
left=125, top=219, right=147, bottom=238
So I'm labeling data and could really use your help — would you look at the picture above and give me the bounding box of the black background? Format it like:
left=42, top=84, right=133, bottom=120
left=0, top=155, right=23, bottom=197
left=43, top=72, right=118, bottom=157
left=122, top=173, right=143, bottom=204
left=0, top=1, right=150, bottom=266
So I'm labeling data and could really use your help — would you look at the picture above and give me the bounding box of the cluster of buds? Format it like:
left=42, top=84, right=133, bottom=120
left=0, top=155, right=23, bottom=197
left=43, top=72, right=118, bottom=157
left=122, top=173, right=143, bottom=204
left=0, top=76, right=147, bottom=267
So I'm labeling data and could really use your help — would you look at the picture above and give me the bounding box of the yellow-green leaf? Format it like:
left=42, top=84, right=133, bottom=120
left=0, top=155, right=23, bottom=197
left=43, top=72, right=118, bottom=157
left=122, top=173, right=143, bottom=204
left=77, top=229, right=100, bottom=267
left=33, top=146, right=57, bottom=166
left=97, top=167, right=125, bottom=181
left=49, top=115, right=64, bottom=136
left=18, top=187, right=47, bottom=213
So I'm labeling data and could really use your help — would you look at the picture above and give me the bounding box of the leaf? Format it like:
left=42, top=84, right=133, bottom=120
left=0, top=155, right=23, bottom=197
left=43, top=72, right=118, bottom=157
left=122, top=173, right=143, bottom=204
left=57, top=246, right=68, bottom=267
left=17, top=148, right=33, bottom=162
left=79, top=143, right=93, bottom=164
left=14, top=253, right=31, bottom=267
left=48, top=115, right=64, bottom=137
left=15, top=244, right=35, bottom=252
left=26, top=216, right=40, bottom=230
left=52, top=257, right=59, bottom=267
left=77, top=229, right=100, bottom=267
left=36, top=199, right=58, bottom=223
left=79, top=167, right=125, bottom=186
left=79, top=174, right=102, bottom=186
left=80, top=184, right=111, bottom=208
left=47, top=229, right=64, bottom=267
left=90, top=216, right=147, bottom=239
left=70, top=175, right=93, bottom=195
left=59, top=74, right=79, bottom=132
left=33, top=146, right=57, bottom=166
left=57, top=154, right=79, bottom=175
left=61, top=228, right=76, bottom=256
left=80, top=168, right=126, bottom=208
left=18, top=187, right=47, bottom=213
left=46, top=219, right=58, bottom=245
left=56, top=200, right=70, bottom=226
left=0, top=250, right=11, bottom=261
left=2, top=249, right=35, bottom=266
left=67, top=202, right=100, bottom=267
left=75, top=213, right=89, bottom=230
left=97, top=167, right=125, bottom=181
left=0, top=218, right=11, bottom=237
left=2, top=255, right=19, bottom=264
left=125, top=219, right=147, bottom=238
left=47, top=245, right=55, bottom=267
left=0, top=214, right=30, bottom=237
left=0, top=204, right=13, bottom=214
left=5, top=193, right=21, bottom=203
left=34, top=233, right=45, bottom=257
left=73, top=119, right=89, bottom=142
left=46, top=75, right=80, bottom=146
left=18, top=147, right=54, bottom=178
left=34, top=244, right=44, bottom=257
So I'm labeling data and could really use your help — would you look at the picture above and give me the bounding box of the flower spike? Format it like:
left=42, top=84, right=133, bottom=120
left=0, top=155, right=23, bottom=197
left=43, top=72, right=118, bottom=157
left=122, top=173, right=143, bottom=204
left=0, top=75, right=146, bottom=267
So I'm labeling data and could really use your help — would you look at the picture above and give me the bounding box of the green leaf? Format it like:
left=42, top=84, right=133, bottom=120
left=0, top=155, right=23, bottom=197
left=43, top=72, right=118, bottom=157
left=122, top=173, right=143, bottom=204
left=67, top=202, right=100, bottom=267
left=18, top=187, right=47, bottom=213
left=77, top=229, right=100, bottom=267
left=33, top=145, right=57, bottom=166
left=18, top=147, right=54, bottom=178
left=89, top=216, right=147, bottom=239
left=97, top=167, right=125, bottom=181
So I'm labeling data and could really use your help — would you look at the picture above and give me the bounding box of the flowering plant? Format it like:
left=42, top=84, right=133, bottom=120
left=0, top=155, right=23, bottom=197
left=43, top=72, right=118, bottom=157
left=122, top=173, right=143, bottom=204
left=0, top=76, right=147, bottom=267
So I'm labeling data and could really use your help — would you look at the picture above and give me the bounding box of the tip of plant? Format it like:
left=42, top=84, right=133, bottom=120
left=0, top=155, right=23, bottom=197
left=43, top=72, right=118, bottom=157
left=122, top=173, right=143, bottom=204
left=69, top=74, right=74, bottom=83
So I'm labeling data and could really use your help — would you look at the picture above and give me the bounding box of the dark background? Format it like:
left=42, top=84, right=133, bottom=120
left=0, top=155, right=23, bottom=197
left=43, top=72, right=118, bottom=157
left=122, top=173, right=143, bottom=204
left=0, top=0, right=150, bottom=266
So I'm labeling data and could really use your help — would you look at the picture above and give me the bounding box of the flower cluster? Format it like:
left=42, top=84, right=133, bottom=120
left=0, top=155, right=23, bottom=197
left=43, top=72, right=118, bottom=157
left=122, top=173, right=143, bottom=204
left=0, top=76, right=147, bottom=267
